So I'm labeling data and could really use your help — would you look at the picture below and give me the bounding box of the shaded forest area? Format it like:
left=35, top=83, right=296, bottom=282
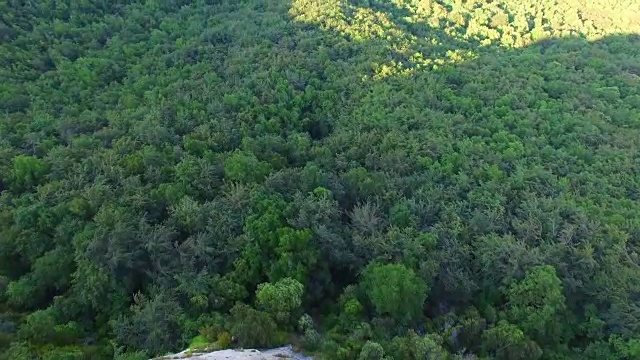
left=1, top=0, right=640, bottom=359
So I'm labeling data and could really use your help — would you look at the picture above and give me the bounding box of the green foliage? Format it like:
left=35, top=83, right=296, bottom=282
left=505, top=265, right=569, bottom=345
left=10, top=155, right=47, bottom=190
left=229, top=303, right=278, bottom=348
left=216, top=332, right=232, bottom=350
left=256, top=277, right=304, bottom=326
left=113, top=349, right=148, bottom=360
left=1, top=0, right=639, bottom=358
left=269, top=227, right=318, bottom=282
left=387, top=331, right=450, bottom=360
left=39, top=346, right=85, bottom=360
left=18, top=311, right=84, bottom=351
left=112, top=292, right=183, bottom=356
left=298, top=313, right=323, bottom=350
left=4, top=342, right=36, bottom=360
left=481, top=321, right=542, bottom=360
left=298, top=314, right=315, bottom=333
left=224, top=150, right=273, bottom=183
left=358, top=341, right=385, bottom=360
left=360, top=263, right=427, bottom=324
left=6, top=247, right=74, bottom=309
left=188, top=335, right=209, bottom=350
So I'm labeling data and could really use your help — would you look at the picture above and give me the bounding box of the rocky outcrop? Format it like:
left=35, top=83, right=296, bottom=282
left=157, top=346, right=312, bottom=360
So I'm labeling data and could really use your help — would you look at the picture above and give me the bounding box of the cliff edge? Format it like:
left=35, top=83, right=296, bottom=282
left=156, top=346, right=312, bottom=360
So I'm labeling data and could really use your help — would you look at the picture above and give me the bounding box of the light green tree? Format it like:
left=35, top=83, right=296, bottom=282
left=224, top=150, right=272, bottom=183
left=360, top=263, right=427, bottom=324
left=256, top=277, right=304, bottom=326
left=482, top=320, right=542, bottom=360
left=358, top=341, right=384, bottom=360
left=506, top=265, right=569, bottom=345
left=11, top=155, right=47, bottom=190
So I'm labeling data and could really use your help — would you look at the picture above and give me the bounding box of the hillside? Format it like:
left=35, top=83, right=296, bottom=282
left=1, top=0, right=640, bottom=359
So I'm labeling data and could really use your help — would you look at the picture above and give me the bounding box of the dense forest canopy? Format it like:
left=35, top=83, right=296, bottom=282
left=1, top=0, right=640, bottom=359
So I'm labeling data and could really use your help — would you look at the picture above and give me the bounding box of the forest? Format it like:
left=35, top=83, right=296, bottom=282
left=1, top=0, right=640, bottom=359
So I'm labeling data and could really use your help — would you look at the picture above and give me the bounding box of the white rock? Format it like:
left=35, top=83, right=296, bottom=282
left=156, top=345, right=311, bottom=360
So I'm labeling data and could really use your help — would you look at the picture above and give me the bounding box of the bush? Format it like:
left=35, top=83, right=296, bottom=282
left=256, top=278, right=304, bottom=326
left=11, top=155, right=47, bottom=190
left=302, top=328, right=322, bottom=351
left=216, top=332, right=232, bottom=349
left=229, top=303, right=277, bottom=348
left=358, top=341, right=385, bottom=360
left=298, top=314, right=315, bottom=332
left=112, top=292, right=183, bottom=356
left=360, top=263, right=427, bottom=325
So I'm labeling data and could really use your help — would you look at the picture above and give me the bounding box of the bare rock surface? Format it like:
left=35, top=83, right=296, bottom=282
left=157, top=345, right=312, bottom=360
